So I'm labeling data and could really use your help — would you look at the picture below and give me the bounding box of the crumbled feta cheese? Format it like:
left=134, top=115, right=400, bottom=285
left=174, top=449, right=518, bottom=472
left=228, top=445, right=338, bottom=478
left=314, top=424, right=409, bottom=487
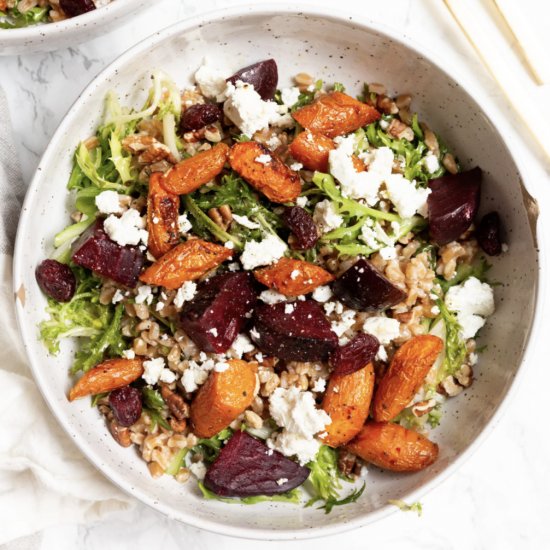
left=469, top=352, right=478, bottom=365
left=259, top=289, right=287, bottom=304
left=229, top=333, right=255, bottom=358
left=290, top=162, right=303, bottom=171
left=111, top=289, right=125, bottom=304
left=265, top=134, right=282, bottom=150
left=290, top=269, right=300, bottom=280
left=379, top=246, right=397, bottom=260
left=362, top=316, right=400, bottom=344
left=313, top=199, right=343, bottom=233
left=122, top=349, right=135, bottom=360
left=255, top=154, right=272, bottom=164
left=311, top=378, right=326, bottom=393
left=232, top=214, right=261, bottom=229
left=431, top=305, right=440, bottom=315
left=155, top=301, right=164, bottom=312
left=330, top=309, right=356, bottom=338
left=181, top=357, right=218, bottom=393
left=227, top=262, right=240, bottom=272
left=135, top=285, right=154, bottom=305
left=276, top=477, right=289, bottom=486
left=142, top=357, right=166, bottom=385
left=376, top=346, right=388, bottom=362
left=249, top=327, right=261, bottom=340
left=223, top=81, right=286, bottom=136
left=208, top=327, right=218, bottom=337
left=173, top=281, right=197, bottom=308
left=312, top=285, right=333, bottom=303
left=445, top=277, right=495, bottom=339
left=284, top=303, right=295, bottom=315
left=95, top=190, right=122, bottom=214
left=240, top=234, right=287, bottom=270
left=280, top=87, right=301, bottom=108
left=214, top=361, right=229, bottom=373
left=178, top=213, right=192, bottom=235
left=195, top=58, right=227, bottom=102
left=267, top=386, right=331, bottom=464
left=423, top=152, right=440, bottom=174
left=159, top=369, right=177, bottom=384
left=189, top=461, right=207, bottom=480
left=103, top=208, right=148, bottom=247
left=296, top=196, right=309, bottom=208
left=385, top=174, right=431, bottom=219
left=224, top=240, right=235, bottom=250
left=255, top=352, right=264, bottom=363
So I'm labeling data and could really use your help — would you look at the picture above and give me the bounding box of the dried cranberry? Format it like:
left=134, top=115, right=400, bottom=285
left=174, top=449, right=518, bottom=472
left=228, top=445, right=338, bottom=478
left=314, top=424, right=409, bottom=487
left=35, top=259, right=76, bottom=302
left=226, top=59, right=278, bottom=101
left=180, top=104, right=222, bottom=132
left=330, top=333, right=379, bottom=376
left=60, top=0, right=96, bottom=17
left=109, top=386, right=142, bottom=427
left=332, top=259, right=406, bottom=311
left=476, top=211, right=502, bottom=256
left=204, top=431, right=309, bottom=497
left=281, top=206, right=319, bottom=250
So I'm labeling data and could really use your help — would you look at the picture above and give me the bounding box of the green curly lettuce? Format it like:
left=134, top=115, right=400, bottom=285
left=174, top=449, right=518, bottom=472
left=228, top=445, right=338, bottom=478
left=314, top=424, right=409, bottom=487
left=0, top=5, right=49, bottom=29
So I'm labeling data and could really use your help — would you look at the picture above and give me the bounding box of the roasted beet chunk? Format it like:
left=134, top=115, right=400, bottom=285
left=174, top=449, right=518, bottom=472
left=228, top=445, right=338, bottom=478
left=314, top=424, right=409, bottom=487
left=428, top=167, right=482, bottom=245
left=109, top=386, right=142, bottom=427
left=204, top=431, right=309, bottom=497
left=35, top=259, right=76, bottom=302
left=60, top=0, right=96, bottom=17
left=476, top=211, right=502, bottom=256
left=252, top=300, right=337, bottom=361
left=330, top=333, right=379, bottom=376
left=332, top=259, right=406, bottom=312
left=226, top=59, right=278, bottom=101
left=179, top=272, right=257, bottom=353
left=281, top=206, right=319, bottom=250
left=72, top=219, right=145, bottom=288
left=180, top=104, right=223, bottom=132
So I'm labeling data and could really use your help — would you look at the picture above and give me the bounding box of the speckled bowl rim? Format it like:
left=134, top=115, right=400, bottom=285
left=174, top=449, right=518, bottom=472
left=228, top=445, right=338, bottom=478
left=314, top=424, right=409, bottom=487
left=13, top=2, right=545, bottom=540
left=0, top=0, right=145, bottom=46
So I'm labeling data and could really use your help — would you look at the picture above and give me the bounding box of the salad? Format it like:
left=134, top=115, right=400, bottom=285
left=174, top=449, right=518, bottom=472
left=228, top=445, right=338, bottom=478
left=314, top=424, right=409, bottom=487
left=0, top=0, right=111, bottom=28
left=35, top=57, right=504, bottom=512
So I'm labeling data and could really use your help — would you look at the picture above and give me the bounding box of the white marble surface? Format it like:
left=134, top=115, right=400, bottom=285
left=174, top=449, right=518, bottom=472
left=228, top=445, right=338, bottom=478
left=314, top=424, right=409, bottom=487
left=1, top=0, right=550, bottom=548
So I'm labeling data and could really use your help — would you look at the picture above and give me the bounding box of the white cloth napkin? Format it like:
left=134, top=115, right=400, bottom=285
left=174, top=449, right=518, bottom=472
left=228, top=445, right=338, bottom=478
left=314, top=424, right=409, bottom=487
left=0, top=87, right=135, bottom=546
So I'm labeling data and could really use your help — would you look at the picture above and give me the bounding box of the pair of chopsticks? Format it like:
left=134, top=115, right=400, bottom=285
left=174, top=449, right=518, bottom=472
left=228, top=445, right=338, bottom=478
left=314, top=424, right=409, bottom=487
left=444, top=0, right=550, bottom=162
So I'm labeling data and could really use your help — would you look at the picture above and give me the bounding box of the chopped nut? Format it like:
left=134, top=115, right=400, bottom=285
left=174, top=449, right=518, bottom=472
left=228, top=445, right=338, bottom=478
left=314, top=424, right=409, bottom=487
left=377, top=95, right=399, bottom=115
left=395, top=94, right=412, bottom=109
left=388, top=118, right=414, bottom=141
left=337, top=449, right=358, bottom=477
left=147, top=461, right=165, bottom=479
left=208, top=206, right=232, bottom=230
left=83, top=136, right=100, bottom=150
left=160, top=384, right=189, bottom=421
left=368, top=82, right=387, bottom=96
left=108, top=419, right=132, bottom=447
left=294, top=72, right=314, bottom=91
left=244, top=410, right=263, bottom=430
left=455, top=364, right=473, bottom=388
left=169, top=418, right=187, bottom=433
left=443, top=152, right=458, bottom=174
left=421, top=124, right=439, bottom=155
left=398, top=107, right=412, bottom=126
left=411, top=398, right=437, bottom=417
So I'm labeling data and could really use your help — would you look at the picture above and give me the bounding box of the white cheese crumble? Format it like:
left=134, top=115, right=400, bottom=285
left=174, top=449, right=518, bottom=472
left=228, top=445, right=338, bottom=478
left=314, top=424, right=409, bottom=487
left=214, top=361, right=229, bottom=372
left=122, top=349, right=135, bottom=360
left=423, top=152, right=440, bottom=174
left=290, top=162, right=303, bottom=171
left=111, top=289, right=125, bottom=304
left=267, top=386, right=331, bottom=464
left=232, top=214, right=261, bottom=229
left=103, top=209, right=148, bottom=247
left=173, top=281, right=197, bottom=308
left=178, top=213, right=192, bottom=235
left=95, top=190, right=123, bottom=214
left=194, top=58, right=227, bottom=102
left=276, top=477, right=289, bottom=486
left=385, top=174, right=432, bottom=219
left=280, top=86, right=301, bottom=108
left=296, top=196, right=309, bottom=208
left=362, top=316, right=400, bottom=344
left=311, top=378, right=326, bottom=393
left=290, top=269, right=300, bottom=280
left=228, top=333, right=255, bottom=359
left=189, top=461, right=207, bottom=480
left=284, top=303, right=295, bottom=314
left=240, top=234, right=287, bottom=270
left=265, top=134, right=282, bottom=150
left=445, top=276, right=495, bottom=339
left=224, top=240, right=235, bottom=249
left=135, top=285, right=154, bottom=305
left=379, top=246, right=397, bottom=260
left=142, top=357, right=177, bottom=385
left=249, top=327, right=261, bottom=340
left=312, top=285, right=333, bottom=303
left=330, top=309, right=356, bottom=338
left=259, top=289, right=287, bottom=304
left=255, top=154, right=272, bottom=164
left=313, top=199, right=343, bottom=233
left=180, top=355, right=223, bottom=393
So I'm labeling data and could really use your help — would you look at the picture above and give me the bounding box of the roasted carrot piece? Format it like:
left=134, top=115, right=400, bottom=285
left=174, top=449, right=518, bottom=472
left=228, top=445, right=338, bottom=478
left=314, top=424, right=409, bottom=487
left=147, top=172, right=180, bottom=259
left=352, top=155, right=366, bottom=172
left=68, top=358, right=144, bottom=401
left=288, top=131, right=335, bottom=172
left=161, top=142, right=229, bottom=195
left=229, top=141, right=301, bottom=203
left=372, top=335, right=443, bottom=422
left=292, top=91, right=380, bottom=138
left=190, top=359, right=258, bottom=438
left=345, top=422, right=439, bottom=472
left=321, top=363, right=375, bottom=448
left=253, top=257, right=334, bottom=296
left=139, top=239, right=232, bottom=290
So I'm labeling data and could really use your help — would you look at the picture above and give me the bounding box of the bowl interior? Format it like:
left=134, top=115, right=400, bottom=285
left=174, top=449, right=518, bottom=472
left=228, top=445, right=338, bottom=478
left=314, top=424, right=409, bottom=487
left=13, top=7, right=538, bottom=539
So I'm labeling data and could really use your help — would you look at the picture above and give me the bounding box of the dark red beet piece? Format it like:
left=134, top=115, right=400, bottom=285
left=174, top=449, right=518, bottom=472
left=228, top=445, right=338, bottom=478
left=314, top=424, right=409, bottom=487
left=72, top=219, right=145, bottom=288
left=179, top=272, right=257, bottom=353
left=428, top=167, right=482, bottom=245
left=332, top=259, right=406, bottom=312
left=476, top=211, right=502, bottom=256
left=35, top=259, right=76, bottom=302
left=252, top=300, right=338, bottom=361
left=281, top=206, right=319, bottom=250
left=204, top=431, right=309, bottom=497
left=180, top=104, right=222, bottom=132
left=330, top=333, right=379, bottom=376
left=226, top=59, right=278, bottom=101
left=109, top=386, right=142, bottom=427
left=60, top=0, right=96, bottom=17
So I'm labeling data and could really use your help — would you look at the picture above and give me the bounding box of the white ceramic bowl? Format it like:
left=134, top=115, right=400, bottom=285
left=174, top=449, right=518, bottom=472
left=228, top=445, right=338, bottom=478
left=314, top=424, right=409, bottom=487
left=13, top=3, right=543, bottom=540
left=0, top=0, right=150, bottom=56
